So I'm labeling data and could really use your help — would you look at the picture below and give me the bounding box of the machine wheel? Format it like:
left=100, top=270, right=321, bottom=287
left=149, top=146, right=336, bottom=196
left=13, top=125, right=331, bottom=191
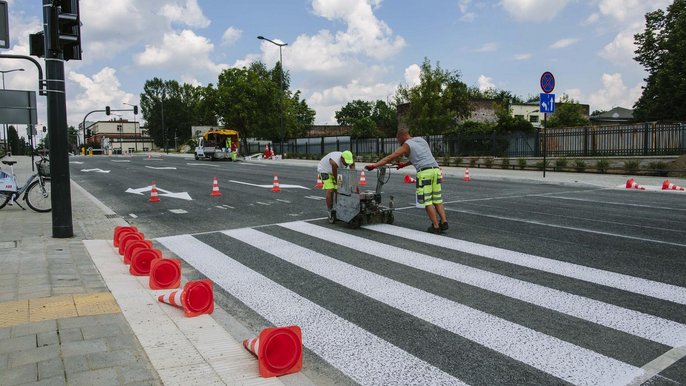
left=327, top=211, right=336, bottom=224
left=349, top=216, right=361, bottom=229
left=194, top=154, right=199, bottom=160
left=386, top=212, right=394, bottom=224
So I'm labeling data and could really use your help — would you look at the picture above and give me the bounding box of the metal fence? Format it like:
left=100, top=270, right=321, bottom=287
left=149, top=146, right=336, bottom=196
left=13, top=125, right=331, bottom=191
left=247, top=122, right=685, bottom=158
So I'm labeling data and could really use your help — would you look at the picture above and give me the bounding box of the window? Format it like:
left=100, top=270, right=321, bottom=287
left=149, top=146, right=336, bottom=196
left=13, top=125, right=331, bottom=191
left=117, top=125, right=123, bottom=132
left=514, top=115, right=524, bottom=120
left=529, top=115, right=539, bottom=123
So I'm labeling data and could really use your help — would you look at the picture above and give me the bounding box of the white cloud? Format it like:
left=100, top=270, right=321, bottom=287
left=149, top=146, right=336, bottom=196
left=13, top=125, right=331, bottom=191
left=500, top=0, right=570, bottom=22
left=221, top=27, right=242, bottom=46
left=160, top=0, right=210, bottom=28
left=404, top=64, right=421, bottom=87
left=477, top=75, right=495, bottom=91
left=594, top=0, right=671, bottom=23
left=584, top=73, right=643, bottom=111
left=134, top=30, right=227, bottom=76
left=458, top=0, right=477, bottom=22
left=308, top=80, right=398, bottom=124
left=67, top=67, right=136, bottom=125
left=514, top=53, right=532, bottom=60
left=473, top=42, right=498, bottom=52
left=598, top=25, right=640, bottom=65
left=550, top=38, right=578, bottom=49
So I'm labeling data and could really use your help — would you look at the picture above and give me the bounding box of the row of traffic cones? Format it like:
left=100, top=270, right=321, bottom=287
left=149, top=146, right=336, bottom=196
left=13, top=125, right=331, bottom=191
left=626, top=178, right=685, bottom=191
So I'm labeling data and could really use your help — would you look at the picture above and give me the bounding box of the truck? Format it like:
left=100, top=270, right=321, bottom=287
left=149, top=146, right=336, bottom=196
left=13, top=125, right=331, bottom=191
left=194, top=128, right=240, bottom=161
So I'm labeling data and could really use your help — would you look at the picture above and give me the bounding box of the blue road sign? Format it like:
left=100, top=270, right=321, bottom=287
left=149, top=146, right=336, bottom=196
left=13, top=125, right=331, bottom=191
left=540, top=93, right=555, bottom=113
left=540, top=72, right=555, bottom=94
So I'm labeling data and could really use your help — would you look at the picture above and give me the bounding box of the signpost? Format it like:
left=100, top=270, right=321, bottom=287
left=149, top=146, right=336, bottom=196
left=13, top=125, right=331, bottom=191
left=539, top=72, right=555, bottom=178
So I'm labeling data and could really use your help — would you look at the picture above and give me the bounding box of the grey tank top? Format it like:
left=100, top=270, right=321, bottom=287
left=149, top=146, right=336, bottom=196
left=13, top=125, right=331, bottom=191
left=406, top=137, right=438, bottom=170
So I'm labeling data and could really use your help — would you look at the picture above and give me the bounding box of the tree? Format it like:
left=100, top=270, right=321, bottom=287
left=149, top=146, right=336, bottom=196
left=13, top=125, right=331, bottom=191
left=8, top=126, right=19, bottom=154
left=335, top=100, right=373, bottom=126
left=371, top=100, right=398, bottom=137
left=634, top=0, right=686, bottom=121
left=286, top=91, right=315, bottom=139
left=547, top=95, right=590, bottom=128
left=395, top=58, right=471, bottom=135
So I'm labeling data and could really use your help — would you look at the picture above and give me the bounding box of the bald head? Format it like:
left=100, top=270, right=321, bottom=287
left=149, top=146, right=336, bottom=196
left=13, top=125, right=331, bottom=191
left=396, top=128, right=411, bottom=145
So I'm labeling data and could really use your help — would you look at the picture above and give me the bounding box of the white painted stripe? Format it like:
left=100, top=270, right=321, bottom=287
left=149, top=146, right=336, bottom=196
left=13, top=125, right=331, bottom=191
left=169, top=209, right=188, bottom=214
left=366, top=224, right=686, bottom=305
left=187, top=163, right=219, bottom=167
left=156, top=235, right=464, bottom=386
left=629, top=346, right=686, bottom=385
left=447, top=208, right=686, bottom=247
left=304, top=195, right=326, bottom=201
left=540, top=195, right=686, bottom=212
left=276, top=199, right=291, bottom=204
left=222, top=205, right=234, bottom=209
left=111, top=160, right=130, bottom=163
left=129, top=213, right=138, bottom=218
left=226, top=228, right=643, bottom=385
left=256, top=201, right=271, bottom=206
left=215, top=206, right=227, bottom=210
left=230, top=180, right=311, bottom=190
left=283, top=222, right=686, bottom=347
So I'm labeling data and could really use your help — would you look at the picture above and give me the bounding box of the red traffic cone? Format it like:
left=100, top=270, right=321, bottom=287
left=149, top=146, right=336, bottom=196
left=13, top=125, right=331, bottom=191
left=210, top=176, right=222, bottom=196
left=149, top=258, right=181, bottom=289
left=123, top=239, right=153, bottom=264
left=158, top=279, right=214, bottom=317
left=404, top=174, right=416, bottom=184
left=129, top=248, right=162, bottom=276
left=272, top=174, right=281, bottom=192
left=626, top=178, right=646, bottom=190
left=113, top=226, right=138, bottom=248
left=118, top=232, right=145, bottom=255
left=149, top=181, right=161, bottom=202
left=359, top=171, right=367, bottom=186
left=243, top=326, right=303, bottom=378
left=464, top=167, right=471, bottom=182
left=662, top=179, right=685, bottom=191
left=314, top=174, right=323, bottom=189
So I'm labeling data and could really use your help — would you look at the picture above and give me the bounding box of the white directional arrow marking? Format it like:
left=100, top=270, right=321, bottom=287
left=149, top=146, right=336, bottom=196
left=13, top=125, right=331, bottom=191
left=145, top=166, right=177, bottom=170
left=70, top=161, right=84, bottom=164
left=81, top=168, right=111, bottom=173
left=125, top=185, right=192, bottom=200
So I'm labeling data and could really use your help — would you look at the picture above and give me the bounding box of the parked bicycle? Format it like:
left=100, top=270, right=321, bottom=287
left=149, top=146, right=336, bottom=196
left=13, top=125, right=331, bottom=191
left=0, top=155, right=52, bottom=212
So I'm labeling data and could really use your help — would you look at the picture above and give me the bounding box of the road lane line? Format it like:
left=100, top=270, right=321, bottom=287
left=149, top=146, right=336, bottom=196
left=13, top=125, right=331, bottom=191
left=284, top=222, right=686, bottom=347
left=445, top=208, right=686, bottom=247
left=629, top=345, right=686, bottom=385
left=227, top=228, right=644, bottom=385
left=540, top=195, right=686, bottom=212
left=366, top=224, right=686, bottom=305
left=156, top=234, right=465, bottom=386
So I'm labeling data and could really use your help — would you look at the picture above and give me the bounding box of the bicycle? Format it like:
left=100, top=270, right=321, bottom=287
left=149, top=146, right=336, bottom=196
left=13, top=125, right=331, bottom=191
left=0, top=155, right=52, bottom=212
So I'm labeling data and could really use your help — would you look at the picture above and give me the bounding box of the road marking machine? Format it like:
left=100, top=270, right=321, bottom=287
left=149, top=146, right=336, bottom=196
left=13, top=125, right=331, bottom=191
left=328, top=166, right=395, bottom=228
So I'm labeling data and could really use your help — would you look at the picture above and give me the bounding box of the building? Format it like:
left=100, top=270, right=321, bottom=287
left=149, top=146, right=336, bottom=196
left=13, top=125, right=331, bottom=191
left=590, top=107, right=634, bottom=125
left=511, top=101, right=590, bottom=128
left=84, top=119, right=154, bottom=154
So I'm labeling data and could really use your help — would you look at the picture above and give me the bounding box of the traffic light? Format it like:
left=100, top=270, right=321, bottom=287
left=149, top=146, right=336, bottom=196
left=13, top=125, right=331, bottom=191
left=105, top=106, right=110, bottom=115
left=56, top=0, right=82, bottom=61
left=133, top=105, right=138, bottom=115
left=29, top=31, right=45, bottom=57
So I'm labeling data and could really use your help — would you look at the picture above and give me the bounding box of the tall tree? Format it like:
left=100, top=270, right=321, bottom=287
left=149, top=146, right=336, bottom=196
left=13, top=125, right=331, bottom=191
left=634, top=0, right=686, bottom=121
left=395, top=58, right=471, bottom=135
left=547, top=95, right=591, bottom=128
left=8, top=126, right=19, bottom=154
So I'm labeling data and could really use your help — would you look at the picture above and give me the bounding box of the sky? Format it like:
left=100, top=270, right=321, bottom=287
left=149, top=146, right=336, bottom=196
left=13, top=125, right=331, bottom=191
left=0, top=0, right=674, bottom=136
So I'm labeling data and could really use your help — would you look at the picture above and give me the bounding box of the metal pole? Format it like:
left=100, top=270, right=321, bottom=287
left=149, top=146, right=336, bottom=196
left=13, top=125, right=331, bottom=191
left=161, top=89, right=167, bottom=154
left=543, top=113, right=547, bottom=178
left=279, top=45, right=284, bottom=155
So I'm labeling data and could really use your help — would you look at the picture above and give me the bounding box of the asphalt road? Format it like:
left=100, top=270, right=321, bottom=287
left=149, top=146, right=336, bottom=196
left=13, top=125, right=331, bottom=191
left=70, top=154, right=686, bottom=386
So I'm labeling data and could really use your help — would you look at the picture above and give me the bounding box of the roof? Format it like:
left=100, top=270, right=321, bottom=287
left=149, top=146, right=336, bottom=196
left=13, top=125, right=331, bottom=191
left=591, top=107, right=634, bottom=121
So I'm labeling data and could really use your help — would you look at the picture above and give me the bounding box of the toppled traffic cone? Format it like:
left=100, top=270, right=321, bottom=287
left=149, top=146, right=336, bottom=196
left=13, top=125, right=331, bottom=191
left=404, top=174, right=416, bottom=184
left=626, top=178, right=646, bottom=190
left=123, top=239, right=153, bottom=264
left=464, top=167, right=471, bottom=182
left=315, top=174, right=323, bottom=189
left=272, top=174, right=281, bottom=192
left=243, top=326, right=303, bottom=378
left=149, top=258, right=181, bottom=289
left=158, top=279, right=214, bottom=317
left=359, top=171, right=367, bottom=186
left=210, top=176, right=222, bottom=196
left=149, top=181, right=161, bottom=202
left=129, top=248, right=162, bottom=276
left=118, top=232, right=145, bottom=255
left=662, top=179, right=685, bottom=191
left=113, top=226, right=138, bottom=248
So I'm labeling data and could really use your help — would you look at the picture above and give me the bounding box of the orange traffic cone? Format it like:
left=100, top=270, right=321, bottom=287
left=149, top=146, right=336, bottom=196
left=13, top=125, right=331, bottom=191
left=210, top=176, right=222, bottom=196
left=662, top=179, right=685, bottom=191
left=113, top=226, right=138, bottom=248
left=118, top=231, right=145, bottom=255
left=243, top=326, right=303, bottom=378
left=149, top=258, right=181, bottom=289
left=315, top=174, right=323, bottom=189
left=158, top=279, right=214, bottom=317
left=359, top=171, right=367, bottom=186
left=626, top=178, right=646, bottom=190
left=272, top=174, right=281, bottom=192
left=404, top=174, right=416, bottom=184
left=129, top=248, right=162, bottom=276
left=464, top=167, right=471, bottom=182
left=123, top=239, right=153, bottom=264
left=149, top=181, right=161, bottom=202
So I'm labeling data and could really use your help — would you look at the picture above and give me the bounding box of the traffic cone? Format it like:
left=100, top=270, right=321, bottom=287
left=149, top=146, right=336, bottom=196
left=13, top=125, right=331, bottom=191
left=464, top=167, right=471, bottom=182
left=404, top=174, right=416, bottom=184
left=210, top=176, right=222, bottom=196
left=147, top=154, right=151, bottom=160
left=243, top=326, right=303, bottom=378
left=123, top=239, right=153, bottom=264
left=158, top=279, right=214, bottom=317
left=118, top=232, right=145, bottom=255
left=149, top=258, right=181, bottom=289
left=129, top=248, right=162, bottom=276
left=359, top=171, right=367, bottom=186
left=314, top=174, right=323, bottom=189
left=272, top=174, right=281, bottom=192
left=662, top=179, right=685, bottom=191
left=113, top=226, right=138, bottom=248
left=149, top=181, right=161, bottom=202
left=626, top=178, right=646, bottom=190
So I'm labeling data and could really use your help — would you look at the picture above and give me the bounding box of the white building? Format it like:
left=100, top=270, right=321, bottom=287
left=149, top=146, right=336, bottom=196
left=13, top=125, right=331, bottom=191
left=84, top=119, right=154, bottom=154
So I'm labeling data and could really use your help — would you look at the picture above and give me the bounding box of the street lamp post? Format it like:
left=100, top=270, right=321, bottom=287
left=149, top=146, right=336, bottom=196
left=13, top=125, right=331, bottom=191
left=1, top=68, right=25, bottom=154
left=123, top=102, right=138, bottom=152
left=161, top=89, right=167, bottom=154
left=257, top=35, right=288, bottom=155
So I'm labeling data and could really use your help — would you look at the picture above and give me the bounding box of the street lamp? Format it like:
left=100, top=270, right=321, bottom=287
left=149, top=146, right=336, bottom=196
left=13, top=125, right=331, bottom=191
left=1, top=68, right=25, bottom=154
left=257, top=35, right=288, bottom=155
left=123, top=102, right=138, bottom=152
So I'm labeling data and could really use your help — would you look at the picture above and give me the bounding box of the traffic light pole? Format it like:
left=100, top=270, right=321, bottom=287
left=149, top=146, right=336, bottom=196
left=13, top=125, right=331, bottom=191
left=43, top=0, right=72, bottom=238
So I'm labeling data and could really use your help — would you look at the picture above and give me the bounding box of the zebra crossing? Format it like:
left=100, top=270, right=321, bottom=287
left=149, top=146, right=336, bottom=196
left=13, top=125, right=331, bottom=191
left=156, top=220, right=686, bottom=386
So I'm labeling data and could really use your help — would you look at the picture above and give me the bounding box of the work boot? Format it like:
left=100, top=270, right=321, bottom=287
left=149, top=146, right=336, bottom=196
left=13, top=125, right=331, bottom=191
left=427, top=225, right=442, bottom=234
left=328, top=210, right=336, bottom=222
left=439, top=221, right=449, bottom=231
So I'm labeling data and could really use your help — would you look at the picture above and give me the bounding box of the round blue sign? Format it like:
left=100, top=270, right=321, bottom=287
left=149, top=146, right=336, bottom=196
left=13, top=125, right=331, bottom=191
left=540, top=72, right=555, bottom=94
